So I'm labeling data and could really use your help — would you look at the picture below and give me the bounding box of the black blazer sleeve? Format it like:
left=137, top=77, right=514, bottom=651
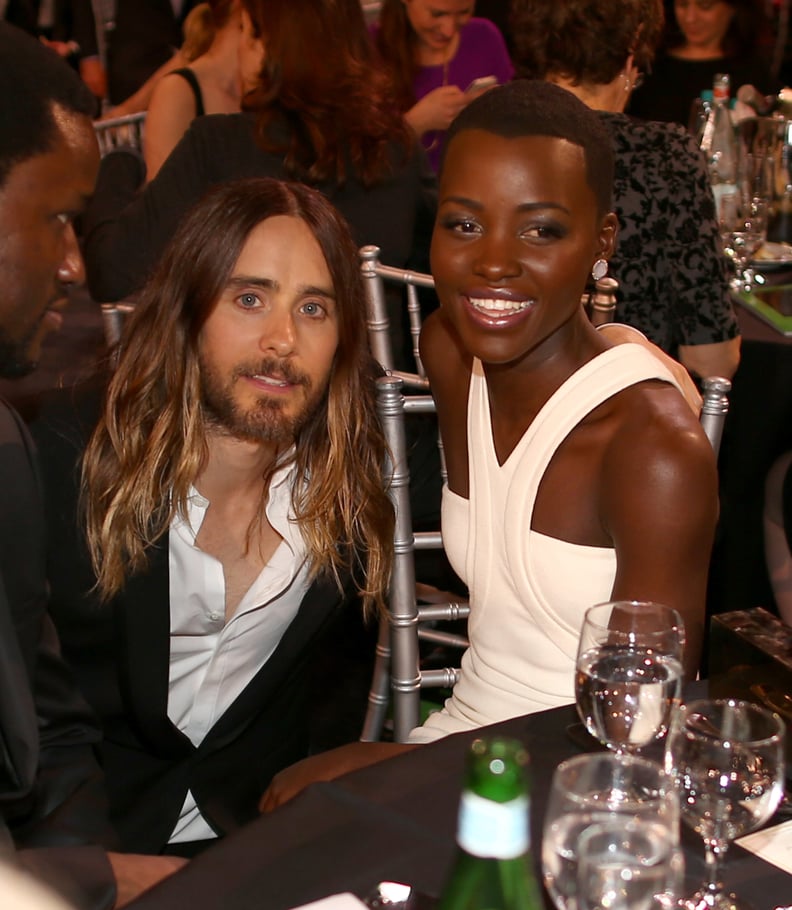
left=0, top=401, right=116, bottom=908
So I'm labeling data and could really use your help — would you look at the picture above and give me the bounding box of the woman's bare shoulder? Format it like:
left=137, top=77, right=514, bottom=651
left=604, top=379, right=718, bottom=504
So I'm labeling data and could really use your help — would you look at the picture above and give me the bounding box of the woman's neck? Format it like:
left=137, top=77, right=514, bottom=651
left=549, top=73, right=628, bottom=114
left=670, top=43, right=725, bottom=61
left=195, top=19, right=244, bottom=101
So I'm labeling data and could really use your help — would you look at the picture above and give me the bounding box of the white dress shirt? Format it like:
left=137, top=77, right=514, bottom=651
left=166, top=459, right=311, bottom=843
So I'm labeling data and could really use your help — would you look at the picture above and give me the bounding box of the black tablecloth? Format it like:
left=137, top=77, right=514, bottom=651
left=128, top=701, right=792, bottom=910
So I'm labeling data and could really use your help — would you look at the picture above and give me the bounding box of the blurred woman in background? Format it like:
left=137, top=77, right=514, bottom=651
left=84, top=0, right=435, bottom=307
left=628, top=0, right=778, bottom=127
left=144, top=0, right=244, bottom=180
left=512, top=0, right=741, bottom=379
left=371, top=0, right=513, bottom=171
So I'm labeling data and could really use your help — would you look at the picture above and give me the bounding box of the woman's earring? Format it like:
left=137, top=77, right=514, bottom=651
left=592, top=258, right=609, bottom=281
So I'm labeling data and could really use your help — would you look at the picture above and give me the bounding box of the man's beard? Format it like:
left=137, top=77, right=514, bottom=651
left=200, top=354, right=327, bottom=443
left=0, top=326, right=38, bottom=379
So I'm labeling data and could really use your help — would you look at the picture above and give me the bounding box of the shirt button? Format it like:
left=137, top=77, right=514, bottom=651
left=209, top=611, right=221, bottom=622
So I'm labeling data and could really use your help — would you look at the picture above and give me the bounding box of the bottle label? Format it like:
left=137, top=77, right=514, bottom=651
left=457, top=793, right=529, bottom=859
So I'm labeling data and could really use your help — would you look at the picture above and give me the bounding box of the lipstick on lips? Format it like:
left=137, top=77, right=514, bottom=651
left=463, top=288, right=536, bottom=328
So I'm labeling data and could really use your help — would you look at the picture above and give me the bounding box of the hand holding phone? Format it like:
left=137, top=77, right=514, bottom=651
left=465, top=75, right=498, bottom=95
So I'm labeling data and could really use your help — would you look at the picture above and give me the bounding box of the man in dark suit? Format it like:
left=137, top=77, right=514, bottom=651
left=34, top=176, right=392, bottom=858
left=67, top=0, right=199, bottom=105
left=0, top=23, right=187, bottom=906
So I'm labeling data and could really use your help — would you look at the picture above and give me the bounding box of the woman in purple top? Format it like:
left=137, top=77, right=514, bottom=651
left=372, top=0, right=513, bottom=171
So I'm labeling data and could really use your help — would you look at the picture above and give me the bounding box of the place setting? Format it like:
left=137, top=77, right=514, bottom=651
left=543, top=600, right=788, bottom=910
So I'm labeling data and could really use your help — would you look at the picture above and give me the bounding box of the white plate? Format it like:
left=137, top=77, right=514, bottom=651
left=752, top=241, right=792, bottom=270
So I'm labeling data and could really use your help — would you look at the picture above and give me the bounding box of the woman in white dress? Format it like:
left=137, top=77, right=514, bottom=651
left=258, top=79, right=718, bottom=804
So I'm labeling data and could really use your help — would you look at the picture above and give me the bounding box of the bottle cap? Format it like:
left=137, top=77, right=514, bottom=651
left=713, top=73, right=731, bottom=103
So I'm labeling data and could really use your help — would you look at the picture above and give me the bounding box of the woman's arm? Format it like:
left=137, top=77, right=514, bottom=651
left=102, top=50, right=188, bottom=118
left=143, top=71, right=199, bottom=181
left=602, top=385, right=719, bottom=678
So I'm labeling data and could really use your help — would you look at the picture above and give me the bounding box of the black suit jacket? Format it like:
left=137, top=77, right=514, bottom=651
left=0, top=399, right=115, bottom=909
left=33, top=382, right=370, bottom=853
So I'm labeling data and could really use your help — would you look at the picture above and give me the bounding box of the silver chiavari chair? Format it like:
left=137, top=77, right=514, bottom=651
left=93, top=111, right=146, bottom=157
left=92, top=113, right=146, bottom=351
left=359, top=245, right=469, bottom=743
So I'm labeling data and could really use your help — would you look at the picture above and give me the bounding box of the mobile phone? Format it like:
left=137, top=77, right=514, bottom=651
left=465, top=75, right=498, bottom=94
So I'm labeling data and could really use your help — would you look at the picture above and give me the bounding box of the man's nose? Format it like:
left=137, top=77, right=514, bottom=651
left=261, top=309, right=296, bottom=355
left=57, top=223, right=85, bottom=286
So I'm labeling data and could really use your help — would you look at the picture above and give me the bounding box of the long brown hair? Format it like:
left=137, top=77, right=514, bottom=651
left=373, top=0, right=420, bottom=112
left=240, top=0, right=411, bottom=187
left=82, top=177, right=394, bottom=614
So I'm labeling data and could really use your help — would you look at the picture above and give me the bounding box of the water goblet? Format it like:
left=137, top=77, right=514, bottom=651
left=740, top=152, right=775, bottom=202
left=576, top=818, right=682, bottom=910
left=719, top=194, right=769, bottom=292
left=541, top=751, right=679, bottom=910
left=575, top=601, right=685, bottom=756
left=670, top=698, right=786, bottom=910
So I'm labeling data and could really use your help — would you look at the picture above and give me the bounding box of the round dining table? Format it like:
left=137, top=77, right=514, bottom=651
left=127, top=690, right=792, bottom=910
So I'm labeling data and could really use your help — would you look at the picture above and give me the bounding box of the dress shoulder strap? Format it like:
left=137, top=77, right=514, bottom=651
left=169, top=67, right=205, bottom=117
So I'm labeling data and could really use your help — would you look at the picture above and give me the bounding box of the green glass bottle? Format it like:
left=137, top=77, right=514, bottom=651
left=437, top=738, right=544, bottom=910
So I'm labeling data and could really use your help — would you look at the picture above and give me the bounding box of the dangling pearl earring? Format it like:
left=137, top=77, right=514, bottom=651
left=622, top=71, right=632, bottom=93
left=592, top=258, right=608, bottom=281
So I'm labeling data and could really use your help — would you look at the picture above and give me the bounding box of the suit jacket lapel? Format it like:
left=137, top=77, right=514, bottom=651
left=199, top=574, right=344, bottom=753
left=114, top=536, right=193, bottom=758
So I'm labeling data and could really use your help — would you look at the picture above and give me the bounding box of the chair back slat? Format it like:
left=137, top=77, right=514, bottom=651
left=93, top=112, right=146, bottom=157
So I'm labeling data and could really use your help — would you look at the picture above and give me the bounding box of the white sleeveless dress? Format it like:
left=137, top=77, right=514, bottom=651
left=409, top=344, right=680, bottom=743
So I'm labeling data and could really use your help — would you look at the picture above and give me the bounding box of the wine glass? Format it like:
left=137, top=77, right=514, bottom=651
left=541, top=752, right=679, bottom=910
left=740, top=152, right=775, bottom=202
left=670, top=698, right=786, bottom=910
left=575, top=601, right=685, bottom=756
left=576, top=818, right=682, bottom=910
left=719, top=193, right=769, bottom=292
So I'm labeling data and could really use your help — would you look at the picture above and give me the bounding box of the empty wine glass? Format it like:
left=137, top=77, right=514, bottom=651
left=719, top=193, right=769, bottom=292
left=575, top=601, right=685, bottom=756
left=541, top=752, right=679, bottom=910
left=576, top=818, right=682, bottom=910
left=670, top=698, right=786, bottom=910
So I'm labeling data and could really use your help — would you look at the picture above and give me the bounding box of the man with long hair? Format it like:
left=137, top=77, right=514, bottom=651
left=41, top=177, right=394, bottom=857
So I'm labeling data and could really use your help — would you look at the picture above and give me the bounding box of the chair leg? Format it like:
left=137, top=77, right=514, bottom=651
left=360, top=614, right=392, bottom=742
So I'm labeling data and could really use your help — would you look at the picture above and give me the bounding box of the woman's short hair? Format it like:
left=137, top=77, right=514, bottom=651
left=511, top=0, right=664, bottom=85
left=445, top=80, right=614, bottom=216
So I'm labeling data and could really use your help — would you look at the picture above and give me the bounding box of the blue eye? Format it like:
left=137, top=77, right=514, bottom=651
left=301, top=301, right=326, bottom=317
left=237, top=293, right=260, bottom=308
